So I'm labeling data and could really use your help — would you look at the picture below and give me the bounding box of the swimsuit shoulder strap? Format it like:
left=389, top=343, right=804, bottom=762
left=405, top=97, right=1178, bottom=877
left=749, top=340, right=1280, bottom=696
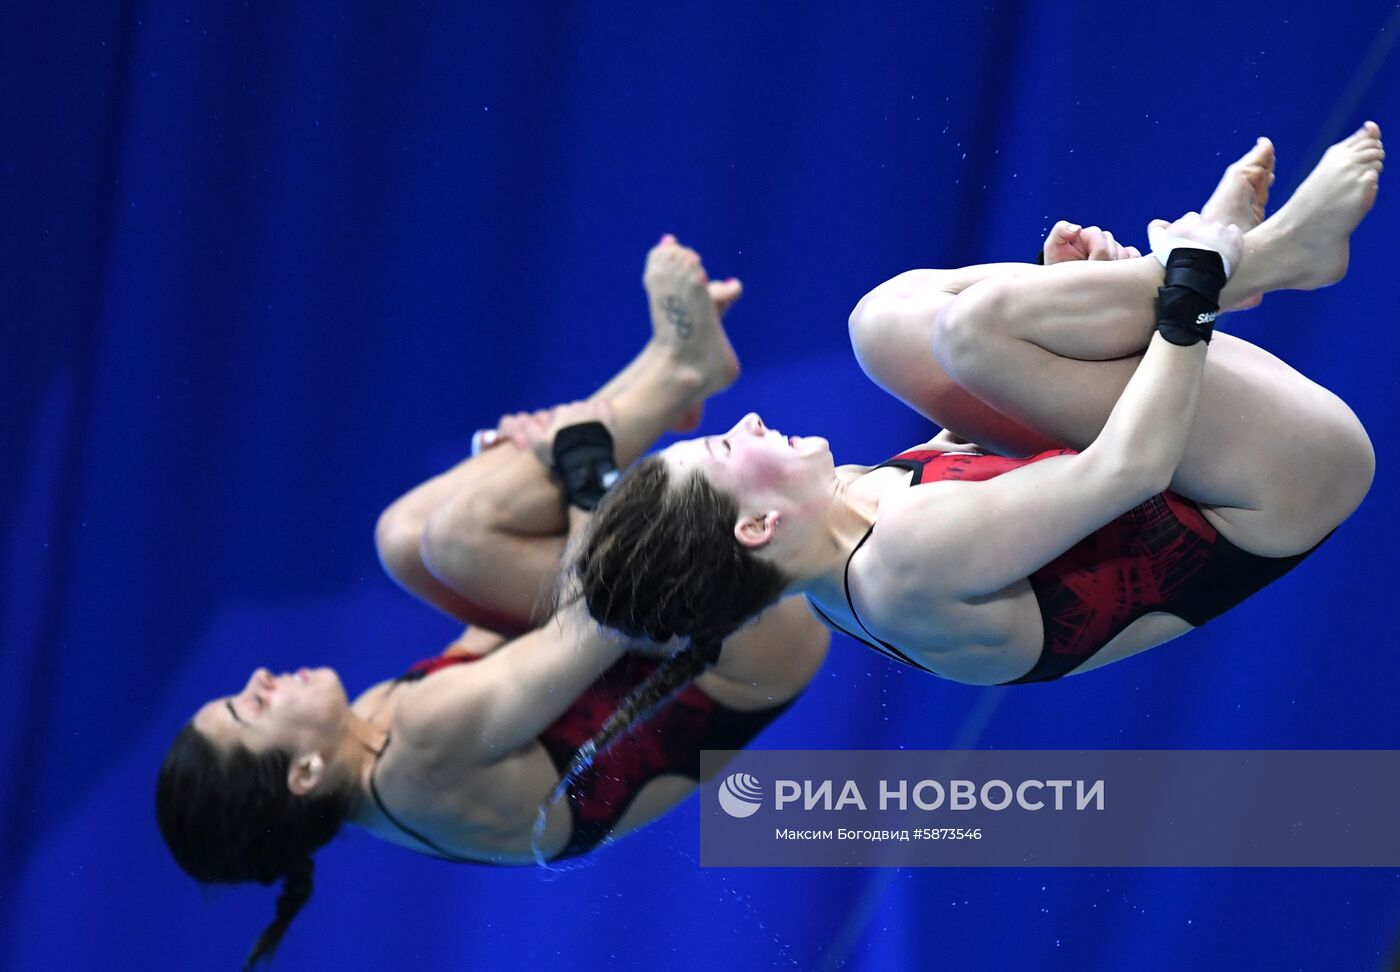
left=874, top=451, right=936, bottom=478
left=368, top=736, right=480, bottom=864
left=810, top=523, right=934, bottom=673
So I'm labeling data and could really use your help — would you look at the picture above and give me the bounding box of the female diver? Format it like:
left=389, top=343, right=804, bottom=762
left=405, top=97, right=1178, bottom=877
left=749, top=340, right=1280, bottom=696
left=568, top=125, right=1382, bottom=744
left=155, top=243, right=830, bottom=969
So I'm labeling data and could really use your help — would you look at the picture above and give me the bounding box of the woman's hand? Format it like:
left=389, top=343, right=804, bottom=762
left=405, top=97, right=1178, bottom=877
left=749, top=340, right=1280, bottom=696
left=519, top=399, right=616, bottom=471
left=471, top=407, right=558, bottom=456
left=480, top=400, right=612, bottom=463
left=494, top=407, right=558, bottom=454
left=1042, top=220, right=1142, bottom=265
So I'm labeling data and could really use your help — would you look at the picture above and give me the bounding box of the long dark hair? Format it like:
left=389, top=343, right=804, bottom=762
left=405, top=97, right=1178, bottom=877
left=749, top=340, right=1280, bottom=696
left=156, top=724, right=352, bottom=969
left=532, top=456, right=789, bottom=863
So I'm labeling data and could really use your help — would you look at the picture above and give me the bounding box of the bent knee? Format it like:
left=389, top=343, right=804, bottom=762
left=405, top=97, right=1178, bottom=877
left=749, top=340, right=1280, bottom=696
left=849, top=276, right=967, bottom=397
left=375, top=504, right=428, bottom=584
left=420, top=492, right=493, bottom=578
left=847, top=286, right=893, bottom=366
left=931, top=281, right=1014, bottom=376
left=849, top=270, right=958, bottom=354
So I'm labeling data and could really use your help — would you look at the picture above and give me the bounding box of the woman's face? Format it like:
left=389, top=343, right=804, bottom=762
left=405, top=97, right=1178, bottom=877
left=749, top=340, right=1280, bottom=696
left=192, top=666, right=349, bottom=757
left=663, top=412, right=836, bottom=550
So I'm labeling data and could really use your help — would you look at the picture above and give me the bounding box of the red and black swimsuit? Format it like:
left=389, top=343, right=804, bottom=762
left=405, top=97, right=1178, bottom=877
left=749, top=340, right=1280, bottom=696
left=369, top=653, right=794, bottom=862
left=811, top=448, right=1325, bottom=684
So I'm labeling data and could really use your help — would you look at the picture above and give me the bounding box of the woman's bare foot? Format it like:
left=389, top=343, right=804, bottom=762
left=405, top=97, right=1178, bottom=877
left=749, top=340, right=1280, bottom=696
left=1201, top=137, right=1275, bottom=310
left=1202, top=137, right=1276, bottom=231
left=667, top=280, right=744, bottom=431
left=644, top=234, right=741, bottom=412
left=1256, top=122, right=1385, bottom=291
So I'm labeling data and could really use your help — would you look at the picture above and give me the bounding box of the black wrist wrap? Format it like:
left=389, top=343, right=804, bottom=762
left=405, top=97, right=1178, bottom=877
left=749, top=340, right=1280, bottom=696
left=552, top=421, right=619, bottom=511
left=1155, top=247, right=1227, bottom=346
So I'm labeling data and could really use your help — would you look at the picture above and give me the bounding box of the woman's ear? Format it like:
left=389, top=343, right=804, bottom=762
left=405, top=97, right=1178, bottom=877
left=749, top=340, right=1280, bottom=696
left=287, top=752, right=325, bottom=797
left=734, top=510, right=780, bottom=549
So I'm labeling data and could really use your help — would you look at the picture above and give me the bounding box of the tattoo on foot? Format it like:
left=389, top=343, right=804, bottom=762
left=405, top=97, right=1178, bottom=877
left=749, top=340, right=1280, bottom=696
left=662, top=295, right=693, bottom=340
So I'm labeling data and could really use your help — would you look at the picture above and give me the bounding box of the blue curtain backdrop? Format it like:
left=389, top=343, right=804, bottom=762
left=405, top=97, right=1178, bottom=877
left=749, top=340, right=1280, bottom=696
left=5, top=2, right=1400, bottom=969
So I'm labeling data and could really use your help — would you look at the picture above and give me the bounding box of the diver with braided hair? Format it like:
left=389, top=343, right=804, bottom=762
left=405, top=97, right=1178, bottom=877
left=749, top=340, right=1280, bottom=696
left=573, top=125, right=1381, bottom=690
left=155, top=239, right=828, bottom=969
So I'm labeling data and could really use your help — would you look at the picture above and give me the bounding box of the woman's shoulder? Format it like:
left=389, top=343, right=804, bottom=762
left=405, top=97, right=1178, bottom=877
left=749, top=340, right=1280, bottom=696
left=350, top=678, right=399, bottom=717
left=855, top=480, right=977, bottom=604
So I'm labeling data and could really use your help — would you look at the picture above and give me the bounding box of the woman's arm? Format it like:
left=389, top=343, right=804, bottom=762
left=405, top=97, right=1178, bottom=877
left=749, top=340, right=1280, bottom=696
left=395, top=593, right=626, bottom=765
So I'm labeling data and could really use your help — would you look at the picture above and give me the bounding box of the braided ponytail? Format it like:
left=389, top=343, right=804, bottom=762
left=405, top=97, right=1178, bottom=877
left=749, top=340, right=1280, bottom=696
left=243, top=856, right=315, bottom=970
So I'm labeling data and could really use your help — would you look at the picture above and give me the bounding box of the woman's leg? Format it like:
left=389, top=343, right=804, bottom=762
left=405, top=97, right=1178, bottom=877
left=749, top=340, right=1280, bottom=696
left=376, top=451, right=552, bottom=631
left=378, top=239, right=741, bottom=628
left=374, top=332, right=702, bottom=624
left=850, top=136, right=1282, bottom=453
left=850, top=125, right=1383, bottom=556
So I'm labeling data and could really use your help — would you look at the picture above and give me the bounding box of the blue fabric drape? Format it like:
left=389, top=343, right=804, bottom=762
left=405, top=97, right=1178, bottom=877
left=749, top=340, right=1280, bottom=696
left=5, top=3, right=1400, bottom=968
